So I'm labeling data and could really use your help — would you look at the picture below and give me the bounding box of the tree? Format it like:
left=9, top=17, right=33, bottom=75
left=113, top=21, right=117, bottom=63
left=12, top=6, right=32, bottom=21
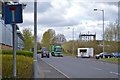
left=48, top=29, right=57, bottom=44
left=104, top=20, right=119, bottom=52
left=22, top=28, right=34, bottom=51
left=104, top=20, right=119, bottom=41
left=41, top=29, right=56, bottom=51
left=37, top=42, right=42, bottom=50
left=104, top=24, right=114, bottom=41
left=62, top=40, right=100, bottom=55
left=56, top=34, right=67, bottom=44
left=42, top=31, right=51, bottom=50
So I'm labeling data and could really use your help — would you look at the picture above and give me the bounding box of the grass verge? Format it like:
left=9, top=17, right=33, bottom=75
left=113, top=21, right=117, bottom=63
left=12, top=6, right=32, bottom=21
left=64, top=53, right=77, bottom=57
left=101, top=58, right=119, bottom=62
left=2, top=54, right=34, bottom=79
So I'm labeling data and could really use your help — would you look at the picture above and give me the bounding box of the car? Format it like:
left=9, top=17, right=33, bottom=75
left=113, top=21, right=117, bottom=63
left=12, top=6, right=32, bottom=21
left=95, top=52, right=113, bottom=59
left=41, top=47, right=50, bottom=58
left=112, top=53, right=120, bottom=58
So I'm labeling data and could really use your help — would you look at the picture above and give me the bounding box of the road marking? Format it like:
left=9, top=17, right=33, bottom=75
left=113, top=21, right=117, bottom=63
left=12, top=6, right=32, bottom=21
left=94, top=67, right=102, bottom=70
left=110, top=72, right=120, bottom=75
left=41, top=70, right=51, bottom=73
left=42, top=60, right=70, bottom=78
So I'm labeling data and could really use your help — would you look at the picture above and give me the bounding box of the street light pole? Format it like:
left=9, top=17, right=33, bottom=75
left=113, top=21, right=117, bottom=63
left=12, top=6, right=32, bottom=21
left=102, top=10, right=105, bottom=53
left=34, top=0, right=38, bottom=79
left=72, top=27, right=74, bottom=54
left=94, top=9, right=105, bottom=53
left=68, top=27, right=74, bottom=54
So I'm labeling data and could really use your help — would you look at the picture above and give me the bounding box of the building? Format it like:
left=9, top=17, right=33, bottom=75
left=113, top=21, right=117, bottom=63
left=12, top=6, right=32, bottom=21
left=56, top=34, right=66, bottom=44
left=17, top=31, right=24, bottom=50
left=0, top=2, right=24, bottom=50
left=79, top=32, right=96, bottom=41
left=0, top=18, right=24, bottom=50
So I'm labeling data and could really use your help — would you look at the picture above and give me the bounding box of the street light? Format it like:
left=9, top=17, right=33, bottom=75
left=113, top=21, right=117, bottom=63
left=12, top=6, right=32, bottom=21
left=68, top=27, right=74, bottom=54
left=34, top=0, right=38, bottom=78
left=94, top=8, right=105, bottom=53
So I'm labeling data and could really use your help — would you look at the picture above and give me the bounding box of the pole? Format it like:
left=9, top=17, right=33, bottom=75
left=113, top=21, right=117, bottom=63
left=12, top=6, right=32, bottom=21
left=34, top=0, right=38, bottom=79
left=102, top=10, right=105, bottom=53
left=12, top=10, right=16, bottom=78
left=73, top=27, right=74, bottom=54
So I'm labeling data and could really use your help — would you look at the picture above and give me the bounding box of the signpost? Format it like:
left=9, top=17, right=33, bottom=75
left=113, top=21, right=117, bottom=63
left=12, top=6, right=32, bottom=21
left=4, top=4, right=23, bottom=24
left=4, top=3, right=23, bottom=78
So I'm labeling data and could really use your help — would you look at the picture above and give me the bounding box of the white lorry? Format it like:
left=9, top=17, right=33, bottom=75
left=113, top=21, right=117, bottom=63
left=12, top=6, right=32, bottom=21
left=77, top=48, right=94, bottom=58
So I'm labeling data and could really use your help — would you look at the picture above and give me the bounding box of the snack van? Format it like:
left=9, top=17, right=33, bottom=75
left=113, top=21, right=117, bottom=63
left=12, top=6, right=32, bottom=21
left=77, top=48, right=93, bottom=58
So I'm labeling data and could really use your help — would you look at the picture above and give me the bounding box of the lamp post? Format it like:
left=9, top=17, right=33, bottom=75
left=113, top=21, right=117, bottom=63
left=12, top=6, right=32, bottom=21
left=34, top=0, right=38, bottom=78
left=68, top=27, right=74, bottom=54
left=94, top=9, right=105, bottom=53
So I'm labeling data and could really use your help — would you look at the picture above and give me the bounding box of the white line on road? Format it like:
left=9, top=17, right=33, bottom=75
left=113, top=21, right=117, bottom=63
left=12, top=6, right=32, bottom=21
left=42, top=60, right=70, bottom=78
left=94, top=67, right=102, bottom=70
left=110, top=72, right=120, bottom=75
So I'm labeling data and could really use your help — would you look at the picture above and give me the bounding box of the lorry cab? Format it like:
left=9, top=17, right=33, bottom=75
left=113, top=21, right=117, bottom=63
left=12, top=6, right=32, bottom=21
left=51, top=45, right=63, bottom=57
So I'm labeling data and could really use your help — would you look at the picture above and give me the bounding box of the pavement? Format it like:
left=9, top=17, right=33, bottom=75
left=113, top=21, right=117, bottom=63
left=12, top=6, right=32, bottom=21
left=37, top=56, right=68, bottom=78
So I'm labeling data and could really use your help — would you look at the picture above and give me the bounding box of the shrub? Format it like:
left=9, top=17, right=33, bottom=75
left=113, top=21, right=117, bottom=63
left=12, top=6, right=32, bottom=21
left=2, top=55, right=34, bottom=78
left=2, top=50, right=33, bottom=57
left=37, top=50, right=42, bottom=54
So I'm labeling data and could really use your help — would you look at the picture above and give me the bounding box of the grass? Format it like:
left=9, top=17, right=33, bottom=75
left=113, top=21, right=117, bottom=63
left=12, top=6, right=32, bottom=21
left=2, top=50, right=33, bottom=57
left=101, top=58, right=119, bottom=62
left=2, top=54, right=34, bottom=79
left=64, top=53, right=77, bottom=57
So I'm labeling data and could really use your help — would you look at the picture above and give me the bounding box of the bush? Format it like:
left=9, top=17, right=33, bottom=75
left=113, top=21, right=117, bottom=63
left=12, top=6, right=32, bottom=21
left=2, top=50, right=33, bottom=57
left=2, top=55, right=34, bottom=78
left=37, top=50, right=42, bottom=54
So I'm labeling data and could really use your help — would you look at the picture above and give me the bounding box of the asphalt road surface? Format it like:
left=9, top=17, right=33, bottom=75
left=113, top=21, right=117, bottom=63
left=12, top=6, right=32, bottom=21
left=37, top=54, right=119, bottom=79
left=37, top=57, right=68, bottom=78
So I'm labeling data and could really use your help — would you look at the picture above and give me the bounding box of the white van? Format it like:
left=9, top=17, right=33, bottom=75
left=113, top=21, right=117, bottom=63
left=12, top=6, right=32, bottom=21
left=77, top=48, right=93, bottom=58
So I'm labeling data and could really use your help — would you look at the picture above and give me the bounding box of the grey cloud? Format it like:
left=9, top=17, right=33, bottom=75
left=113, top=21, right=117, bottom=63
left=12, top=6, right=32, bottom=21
left=24, top=2, right=52, bottom=13
left=24, top=2, right=34, bottom=13
left=37, top=2, right=52, bottom=13
left=18, top=20, right=33, bottom=27
left=38, top=16, right=80, bottom=27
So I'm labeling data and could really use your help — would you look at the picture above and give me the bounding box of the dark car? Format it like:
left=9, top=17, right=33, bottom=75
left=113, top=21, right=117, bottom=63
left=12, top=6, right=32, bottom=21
left=112, top=53, right=120, bottom=58
left=41, top=47, right=49, bottom=58
left=95, top=52, right=113, bottom=59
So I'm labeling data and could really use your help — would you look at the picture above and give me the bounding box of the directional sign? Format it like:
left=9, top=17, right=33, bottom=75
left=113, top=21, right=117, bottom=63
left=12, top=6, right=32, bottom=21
left=4, top=4, right=23, bottom=24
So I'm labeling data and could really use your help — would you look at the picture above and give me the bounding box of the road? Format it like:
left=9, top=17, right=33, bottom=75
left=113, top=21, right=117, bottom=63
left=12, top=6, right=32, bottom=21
left=38, top=54, right=119, bottom=79
left=37, top=56, right=67, bottom=78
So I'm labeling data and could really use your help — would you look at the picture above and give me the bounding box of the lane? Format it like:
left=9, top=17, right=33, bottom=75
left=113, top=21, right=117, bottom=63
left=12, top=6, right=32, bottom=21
left=37, top=56, right=68, bottom=78
left=40, top=55, right=119, bottom=78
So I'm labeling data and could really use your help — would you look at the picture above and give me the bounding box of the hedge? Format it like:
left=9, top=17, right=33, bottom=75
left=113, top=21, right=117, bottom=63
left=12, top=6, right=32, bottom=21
left=2, top=50, right=33, bottom=57
left=2, top=55, right=34, bottom=78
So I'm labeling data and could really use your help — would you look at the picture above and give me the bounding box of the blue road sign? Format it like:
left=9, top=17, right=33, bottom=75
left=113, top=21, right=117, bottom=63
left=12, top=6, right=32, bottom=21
left=4, top=4, right=23, bottom=24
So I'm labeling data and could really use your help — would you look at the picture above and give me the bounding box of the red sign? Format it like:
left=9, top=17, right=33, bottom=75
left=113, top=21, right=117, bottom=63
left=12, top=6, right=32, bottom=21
left=9, top=6, right=16, bottom=10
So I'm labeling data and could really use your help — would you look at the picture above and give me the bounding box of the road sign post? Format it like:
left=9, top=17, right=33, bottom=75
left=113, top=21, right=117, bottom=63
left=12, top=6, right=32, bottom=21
left=4, top=4, right=23, bottom=24
left=4, top=4, right=23, bottom=78
left=9, top=6, right=17, bottom=78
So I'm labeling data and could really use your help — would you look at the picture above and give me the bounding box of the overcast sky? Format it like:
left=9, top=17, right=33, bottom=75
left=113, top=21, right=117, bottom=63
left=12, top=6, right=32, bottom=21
left=18, top=0, right=119, bottom=41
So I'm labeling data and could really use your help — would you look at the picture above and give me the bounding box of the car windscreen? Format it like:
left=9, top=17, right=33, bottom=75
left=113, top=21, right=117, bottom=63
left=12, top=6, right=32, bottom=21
left=42, top=48, right=47, bottom=51
left=55, top=48, right=62, bottom=52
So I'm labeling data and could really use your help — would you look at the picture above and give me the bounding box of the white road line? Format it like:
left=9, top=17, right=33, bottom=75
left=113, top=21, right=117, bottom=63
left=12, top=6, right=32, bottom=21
left=42, top=60, right=70, bottom=78
left=110, top=72, right=120, bottom=75
left=94, top=67, right=102, bottom=70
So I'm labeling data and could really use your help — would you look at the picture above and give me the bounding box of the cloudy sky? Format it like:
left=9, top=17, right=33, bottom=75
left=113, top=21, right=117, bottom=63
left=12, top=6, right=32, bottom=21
left=18, top=0, right=119, bottom=41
